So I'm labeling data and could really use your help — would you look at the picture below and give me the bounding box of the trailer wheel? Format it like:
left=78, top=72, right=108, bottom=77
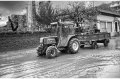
left=91, top=41, right=98, bottom=49
left=46, top=46, right=58, bottom=58
left=80, top=45, right=84, bottom=48
left=68, top=38, right=80, bottom=54
left=104, top=39, right=109, bottom=47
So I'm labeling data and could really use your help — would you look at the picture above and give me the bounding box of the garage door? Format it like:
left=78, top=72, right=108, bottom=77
left=107, top=22, right=112, bottom=33
left=100, top=21, right=106, bottom=32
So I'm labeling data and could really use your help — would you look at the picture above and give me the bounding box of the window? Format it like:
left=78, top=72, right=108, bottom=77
left=100, top=21, right=107, bottom=32
left=115, top=22, right=118, bottom=32
left=107, top=22, right=112, bottom=32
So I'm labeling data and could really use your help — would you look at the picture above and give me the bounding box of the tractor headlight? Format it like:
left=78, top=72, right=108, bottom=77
left=39, top=43, right=43, bottom=47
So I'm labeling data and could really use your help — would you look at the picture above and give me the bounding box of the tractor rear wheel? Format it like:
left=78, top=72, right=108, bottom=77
left=46, top=46, right=59, bottom=58
left=68, top=38, right=80, bottom=54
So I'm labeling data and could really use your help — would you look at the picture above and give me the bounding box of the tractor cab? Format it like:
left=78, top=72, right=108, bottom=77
left=50, top=21, right=76, bottom=47
left=50, top=21, right=76, bottom=36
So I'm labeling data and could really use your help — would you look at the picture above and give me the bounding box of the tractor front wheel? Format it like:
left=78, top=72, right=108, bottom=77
left=37, top=52, right=45, bottom=56
left=36, top=46, right=45, bottom=56
left=68, top=38, right=80, bottom=54
left=46, top=46, right=59, bottom=58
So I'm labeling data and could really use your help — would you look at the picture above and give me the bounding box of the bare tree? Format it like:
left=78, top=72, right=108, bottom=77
left=34, top=1, right=57, bottom=26
left=60, top=1, right=98, bottom=27
left=68, top=1, right=86, bottom=27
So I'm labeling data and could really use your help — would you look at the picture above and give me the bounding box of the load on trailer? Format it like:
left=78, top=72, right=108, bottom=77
left=36, top=21, right=110, bottom=58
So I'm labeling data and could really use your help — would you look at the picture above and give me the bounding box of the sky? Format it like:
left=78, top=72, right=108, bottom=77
left=0, top=1, right=111, bottom=27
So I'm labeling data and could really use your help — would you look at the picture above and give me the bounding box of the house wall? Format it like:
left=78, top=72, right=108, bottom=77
left=97, top=14, right=120, bottom=36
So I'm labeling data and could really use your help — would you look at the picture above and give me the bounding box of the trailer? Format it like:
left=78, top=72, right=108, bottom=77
left=77, top=32, right=110, bottom=49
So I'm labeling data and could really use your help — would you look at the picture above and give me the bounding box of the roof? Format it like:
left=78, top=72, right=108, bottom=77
left=98, top=9, right=120, bottom=17
left=110, top=1, right=120, bottom=7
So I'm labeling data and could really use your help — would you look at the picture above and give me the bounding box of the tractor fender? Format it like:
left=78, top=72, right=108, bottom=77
left=57, top=35, right=77, bottom=47
left=66, top=35, right=78, bottom=46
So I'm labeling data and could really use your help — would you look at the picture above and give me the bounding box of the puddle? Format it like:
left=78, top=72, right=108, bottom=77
left=97, top=65, right=120, bottom=78
left=115, top=38, right=120, bottom=49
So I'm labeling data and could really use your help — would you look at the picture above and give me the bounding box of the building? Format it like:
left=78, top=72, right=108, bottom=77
left=7, top=14, right=27, bottom=32
left=96, top=9, right=120, bottom=36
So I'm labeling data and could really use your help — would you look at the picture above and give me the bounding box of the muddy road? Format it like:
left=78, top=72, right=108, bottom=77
left=0, top=38, right=120, bottom=78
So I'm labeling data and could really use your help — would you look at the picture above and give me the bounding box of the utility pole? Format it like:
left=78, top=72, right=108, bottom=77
left=26, top=1, right=33, bottom=32
left=93, top=1, right=94, bottom=8
left=0, top=14, right=2, bottom=20
left=26, top=1, right=39, bottom=32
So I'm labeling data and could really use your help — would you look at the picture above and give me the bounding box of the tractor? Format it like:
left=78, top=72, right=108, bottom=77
left=36, top=21, right=80, bottom=58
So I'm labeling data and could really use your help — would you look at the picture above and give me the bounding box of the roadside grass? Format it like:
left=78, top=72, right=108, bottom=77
left=0, top=36, right=39, bottom=52
left=0, top=32, right=55, bottom=52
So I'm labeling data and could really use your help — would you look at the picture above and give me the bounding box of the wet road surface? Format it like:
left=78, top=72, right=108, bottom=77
left=0, top=38, right=120, bottom=78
